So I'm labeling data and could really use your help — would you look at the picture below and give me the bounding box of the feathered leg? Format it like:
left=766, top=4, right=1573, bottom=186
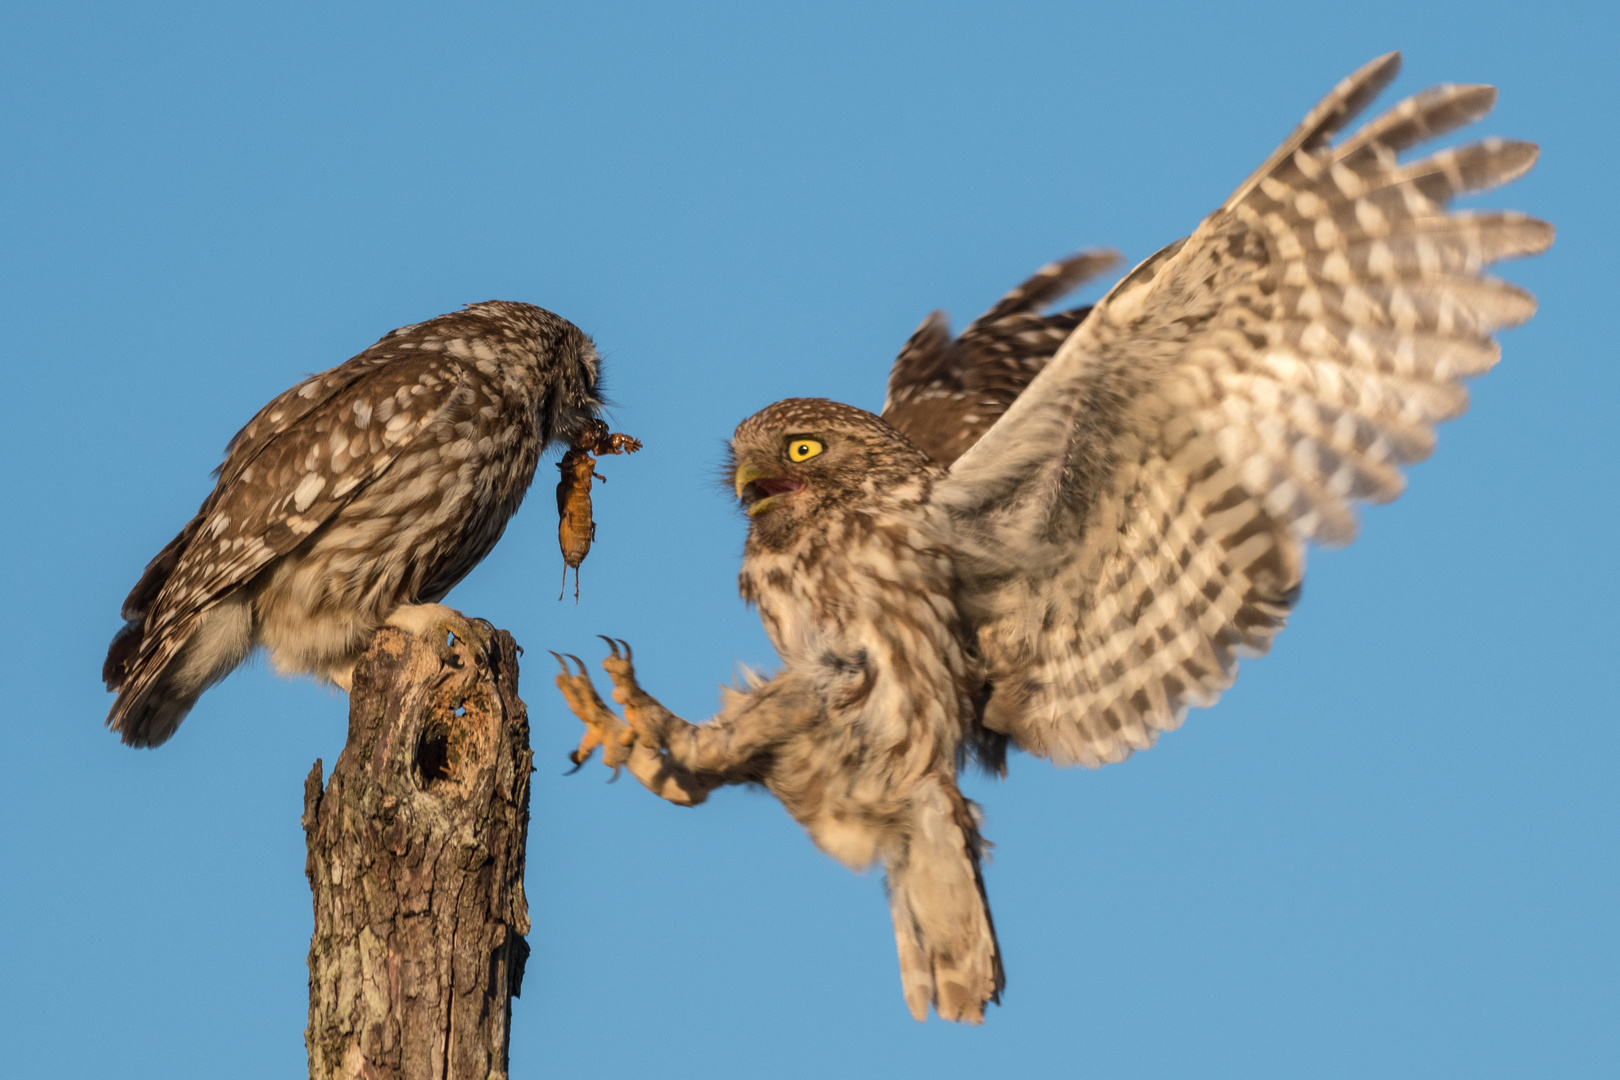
left=553, top=639, right=819, bottom=802
left=556, top=641, right=1002, bottom=1022
left=598, top=639, right=822, bottom=777
left=884, top=776, right=1004, bottom=1023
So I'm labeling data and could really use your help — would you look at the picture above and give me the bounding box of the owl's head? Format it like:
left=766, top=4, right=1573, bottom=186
left=729, top=398, right=936, bottom=547
left=459, top=301, right=606, bottom=446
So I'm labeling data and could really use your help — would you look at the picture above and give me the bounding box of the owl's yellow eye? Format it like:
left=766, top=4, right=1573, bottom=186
left=787, top=438, right=824, bottom=463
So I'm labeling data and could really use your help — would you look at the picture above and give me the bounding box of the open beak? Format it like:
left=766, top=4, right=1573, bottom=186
left=734, top=460, right=805, bottom=516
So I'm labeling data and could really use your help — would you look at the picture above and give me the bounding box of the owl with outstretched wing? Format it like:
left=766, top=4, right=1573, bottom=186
left=555, top=54, right=1552, bottom=1023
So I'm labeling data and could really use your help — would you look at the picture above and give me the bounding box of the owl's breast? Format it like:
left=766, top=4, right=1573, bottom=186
left=741, top=513, right=974, bottom=760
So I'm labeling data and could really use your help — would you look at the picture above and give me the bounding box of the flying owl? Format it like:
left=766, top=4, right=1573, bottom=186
left=554, top=54, right=1552, bottom=1023
left=104, top=301, right=604, bottom=747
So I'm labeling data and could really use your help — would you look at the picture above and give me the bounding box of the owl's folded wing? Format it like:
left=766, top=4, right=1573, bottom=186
left=932, top=53, right=1551, bottom=767
left=881, top=250, right=1120, bottom=466
left=107, top=347, right=482, bottom=721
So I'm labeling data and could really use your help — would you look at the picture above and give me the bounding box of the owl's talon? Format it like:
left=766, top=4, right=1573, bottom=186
left=386, top=604, right=494, bottom=671
left=554, top=656, right=633, bottom=773
left=446, top=616, right=496, bottom=663
left=592, top=638, right=668, bottom=747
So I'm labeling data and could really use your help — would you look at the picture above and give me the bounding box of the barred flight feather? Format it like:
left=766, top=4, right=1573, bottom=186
left=938, top=51, right=1551, bottom=767
left=552, top=55, right=1551, bottom=1026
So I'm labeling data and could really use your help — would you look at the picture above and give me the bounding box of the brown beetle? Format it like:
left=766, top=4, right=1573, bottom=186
left=556, top=419, right=642, bottom=601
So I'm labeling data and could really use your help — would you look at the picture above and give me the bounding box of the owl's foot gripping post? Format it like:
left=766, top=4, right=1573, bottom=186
left=383, top=604, right=495, bottom=675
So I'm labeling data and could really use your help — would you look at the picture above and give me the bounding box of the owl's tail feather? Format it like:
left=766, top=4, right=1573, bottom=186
left=104, top=595, right=255, bottom=747
left=884, top=778, right=1004, bottom=1024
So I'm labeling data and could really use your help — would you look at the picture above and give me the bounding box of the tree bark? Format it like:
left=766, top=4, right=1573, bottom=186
left=302, top=626, right=533, bottom=1080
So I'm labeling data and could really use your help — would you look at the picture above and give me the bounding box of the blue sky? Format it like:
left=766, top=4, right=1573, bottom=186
left=0, top=2, right=1613, bottom=1077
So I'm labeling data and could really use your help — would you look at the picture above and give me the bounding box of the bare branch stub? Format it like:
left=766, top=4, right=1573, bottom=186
left=303, top=626, right=533, bottom=1080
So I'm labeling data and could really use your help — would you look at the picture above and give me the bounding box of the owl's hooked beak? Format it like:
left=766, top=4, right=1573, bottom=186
left=734, top=460, right=804, bottom=517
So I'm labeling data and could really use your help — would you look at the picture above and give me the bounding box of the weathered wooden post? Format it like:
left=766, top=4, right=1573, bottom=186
left=301, top=626, right=533, bottom=1080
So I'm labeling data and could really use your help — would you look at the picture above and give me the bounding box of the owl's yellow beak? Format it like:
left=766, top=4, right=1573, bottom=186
left=734, top=461, right=766, bottom=500
left=734, top=459, right=805, bottom=516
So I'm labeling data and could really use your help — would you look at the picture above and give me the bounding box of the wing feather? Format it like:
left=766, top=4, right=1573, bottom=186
left=109, top=341, right=485, bottom=721
left=881, top=250, right=1121, bottom=465
left=935, top=54, right=1551, bottom=766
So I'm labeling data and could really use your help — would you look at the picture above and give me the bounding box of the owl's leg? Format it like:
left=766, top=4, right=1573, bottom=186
left=384, top=603, right=495, bottom=666
left=552, top=653, right=717, bottom=806
left=595, top=638, right=819, bottom=777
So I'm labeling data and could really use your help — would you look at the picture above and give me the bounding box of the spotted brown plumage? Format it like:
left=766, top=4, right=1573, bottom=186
left=555, top=54, right=1551, bottom=1023
left=105, top=301, right=604, bottom=747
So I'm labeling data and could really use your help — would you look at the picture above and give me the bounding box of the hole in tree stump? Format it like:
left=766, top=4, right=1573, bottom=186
left=416, top=721, right=455, bottom=788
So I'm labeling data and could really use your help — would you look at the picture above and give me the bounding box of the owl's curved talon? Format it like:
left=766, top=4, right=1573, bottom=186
left=592, top=638, right=671, bottom=748
left=554, top=654, right=634, bottom=774
left=445, top=614, right=495, bottom=662
left=599, top=640, right=637, bottom=686
left=386, top=604, right=494, bottom=671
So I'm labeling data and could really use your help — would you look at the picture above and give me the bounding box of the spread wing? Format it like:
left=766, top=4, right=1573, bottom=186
left=932, top=53, right=1552, bottom=767
left=881, top=250, right=1121, bottom=466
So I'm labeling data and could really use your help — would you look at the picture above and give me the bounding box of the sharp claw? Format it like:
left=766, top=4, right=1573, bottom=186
left=549, top=650, right=570, bottom=675
left=597, top=635, right=620, bottom=658
left=563, top=755, right=588, bottom=776
left=617, top=638, right=633, bottom=661
left=564, top=653, right=586, bottom=675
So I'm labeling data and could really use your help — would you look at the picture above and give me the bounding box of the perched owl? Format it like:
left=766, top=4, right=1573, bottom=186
left=555, top=54, right=1552, bottom=1023
left=105, top=301, right=604, bottom=747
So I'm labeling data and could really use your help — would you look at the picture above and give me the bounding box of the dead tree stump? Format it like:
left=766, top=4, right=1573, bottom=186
left=302, top=626, right=533, bottom=1080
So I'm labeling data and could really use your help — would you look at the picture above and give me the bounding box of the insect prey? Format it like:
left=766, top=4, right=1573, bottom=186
left=557, top=419, right=642, bottom=601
